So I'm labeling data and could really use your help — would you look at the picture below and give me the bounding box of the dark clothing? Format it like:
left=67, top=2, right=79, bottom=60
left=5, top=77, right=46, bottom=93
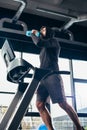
left=31, top=34, right=60, bottom=70
left=31, top=34, right=66, bottom=103
left=37, top=74, right=66, bottom=103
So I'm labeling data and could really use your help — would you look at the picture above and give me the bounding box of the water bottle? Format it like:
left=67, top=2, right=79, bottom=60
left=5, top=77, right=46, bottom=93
left=26, top=30, right=40, bottom=37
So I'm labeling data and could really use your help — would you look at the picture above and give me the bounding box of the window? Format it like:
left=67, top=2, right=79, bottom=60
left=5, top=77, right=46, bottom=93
left=75, top=83, right=87, bottom=113
left=59, top=58, right=71, bottom=96
left=73, top=60, right=87, bottom=79
left=72, top=59, right=87, bottom=114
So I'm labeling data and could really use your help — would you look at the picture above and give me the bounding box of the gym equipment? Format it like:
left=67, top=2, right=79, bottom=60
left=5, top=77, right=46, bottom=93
left=0, top=39, right=70, bottom=130
left=0, top=18, right=28, bottom=35
left=12, top=0, right=27, bottom=23
left=1, top=39, right=33, bottom=83
left=0, top=0, right=28, bottom=35
left=36, top=7, right=87, bottom=31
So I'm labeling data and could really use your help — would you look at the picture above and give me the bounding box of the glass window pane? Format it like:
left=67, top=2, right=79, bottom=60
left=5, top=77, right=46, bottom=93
left=62, top=75, right=71, bottom=96
left=0, top=94, right=14, bottom=106
left=75, top=83, right=87, bottom=113
left=59, top=58, right=71, bottom=96
left=73, top=60, right=87, bottom=79
left=23, top=53, right=40, bottom=68
left=59, top=58, right=70, bottom=71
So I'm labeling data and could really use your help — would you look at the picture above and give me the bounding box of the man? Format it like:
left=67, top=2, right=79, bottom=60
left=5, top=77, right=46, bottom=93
left=30, top=26, right=84, bottom=130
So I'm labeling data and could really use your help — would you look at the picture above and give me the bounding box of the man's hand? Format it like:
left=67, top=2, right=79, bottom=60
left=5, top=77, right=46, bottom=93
left=32, top=30, right=39, bottom=35
left=32, top=30, right=40, bottom=37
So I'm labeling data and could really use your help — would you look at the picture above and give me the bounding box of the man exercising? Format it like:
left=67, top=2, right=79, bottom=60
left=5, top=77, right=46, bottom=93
left=30, top=26, right=84, bottom=130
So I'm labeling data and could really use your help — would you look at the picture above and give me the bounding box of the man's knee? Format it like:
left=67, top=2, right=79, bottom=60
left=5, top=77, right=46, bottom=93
left=36, top=101, right=45, bottom=111
left=58, top=101, right=68, bottom=110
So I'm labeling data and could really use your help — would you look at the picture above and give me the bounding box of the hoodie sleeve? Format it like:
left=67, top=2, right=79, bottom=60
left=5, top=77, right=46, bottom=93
left=31, top=33, right=60, bottom=48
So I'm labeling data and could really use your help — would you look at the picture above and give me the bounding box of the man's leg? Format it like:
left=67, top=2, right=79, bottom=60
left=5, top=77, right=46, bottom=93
left=58, top=101, right=83, bottom=130
left=36, top=101, right=54, bottom=130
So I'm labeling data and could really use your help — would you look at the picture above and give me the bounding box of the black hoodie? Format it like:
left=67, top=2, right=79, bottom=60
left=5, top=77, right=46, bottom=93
left=31, top=27, right=61, bottom=71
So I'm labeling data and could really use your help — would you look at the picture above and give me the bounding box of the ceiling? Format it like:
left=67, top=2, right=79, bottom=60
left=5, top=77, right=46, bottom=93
left=0, top=0, right=87, bottom=60
left=0, top=0, right=87, bottom=30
